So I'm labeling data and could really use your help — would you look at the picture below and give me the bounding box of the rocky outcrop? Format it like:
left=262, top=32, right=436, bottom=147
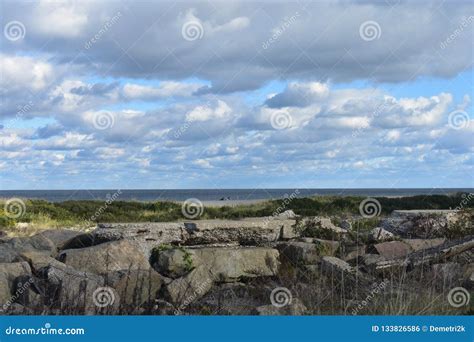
left=381, top=210, right=460, bottom=238
left=155, top=246, right=280, bottom=282
left=58, top=240, right=150, bottom=274
left=0, top=262, right=32, bottom=308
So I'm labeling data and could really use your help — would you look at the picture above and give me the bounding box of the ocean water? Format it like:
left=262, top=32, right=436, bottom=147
left=0, top=188, right=471, bottom=202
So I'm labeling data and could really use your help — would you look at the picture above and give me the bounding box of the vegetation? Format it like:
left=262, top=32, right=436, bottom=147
left=0, top=192, right=472, bottom=234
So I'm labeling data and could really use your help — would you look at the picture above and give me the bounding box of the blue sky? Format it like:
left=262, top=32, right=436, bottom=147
left=0, top=0, right=473, bottom=190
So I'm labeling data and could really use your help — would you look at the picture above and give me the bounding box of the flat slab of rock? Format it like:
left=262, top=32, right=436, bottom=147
left=0, top=235, right=55, bottom=263
left=92, top=219, right=292, bottom=256
left=156, top=246, right=280, bottom=282
left=58, top=240, right=150, bottom=274
left=374, top=241, right=411, bottom=259
left=402, top=238, right=446, bottom=252
left=277, top=241, right=326, bottom=265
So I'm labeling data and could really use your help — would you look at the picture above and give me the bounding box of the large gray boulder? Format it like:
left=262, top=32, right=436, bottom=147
left=0, top=262, right=32, bottom=309
left=0, top=235, right=55, bottom=263
left=155, top=246, right=280, bottom=282
left=162, top=265, right=214, bottom=305
left=58, top=240, right=150, bottom=274
left=36, top=229, right=84, bottom=252
left=38, top=262, right=107, bottom=314
left=106, top=269, right=163, bottom=310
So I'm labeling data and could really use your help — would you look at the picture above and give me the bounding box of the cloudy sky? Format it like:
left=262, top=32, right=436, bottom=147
left=0, top=0, right=473, bottom=190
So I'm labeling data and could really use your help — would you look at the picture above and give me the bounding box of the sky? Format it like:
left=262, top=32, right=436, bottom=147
left=0, top=0, right=473, bottom=190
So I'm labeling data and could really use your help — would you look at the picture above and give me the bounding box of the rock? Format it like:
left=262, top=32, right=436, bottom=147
left=279, top=222, right=299, bottom=240
left=321, top=256, right=357, bottom=276
left=277, top=242, right=320, bottom=264
left=464, top=270, right=474, bottom=290
left=361, top=254, right=386, bottom=271
left=16, top=251, right=65, bottom=272
left=91, top=219, right=291, bottom=256
left=36, top=229, right=84, bottom=252
left=163, top=265, right=214, bottom=305
left=342, top=244, right=366, bottom=261
left=374, top=235, right=474, bottom=273
left=320, top=256, right=373, bottom=294
left=154, top=248, right=193, bottom=278
left=7, top=235, right=55, bottom=254
left=184, top=219, right=287, bottom=246
left=253, top=298, right=307, bottom=315
left=382, top=210, right=459, bottom=238
left=155, top=247, right=280, bottom=282
left=0, top=245, right=21, bottom=263
left=0, top=235, right=55, bottom=263
left=106, top=269, right=162, bottom=309
left=298, top=217, right=347, bottom=240
left=340, top=220, right=352, bottom=230
left=275, top=210, right=297, bottom=220
left=374, top=241, right=411, bottom=259
left=58, top=240, right=150, bottom=274
left=314, top=239, right=340, bottom=256
left=38, top=262, right=106, bottom=314
left=0, top=262, right=32, bottom=309
left=402, top=238, right=446, bottom=252
left=370, top=227, right=394, bottom=242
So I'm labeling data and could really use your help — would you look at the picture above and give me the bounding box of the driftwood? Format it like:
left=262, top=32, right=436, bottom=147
left=375, top=235, right=474, bottom=273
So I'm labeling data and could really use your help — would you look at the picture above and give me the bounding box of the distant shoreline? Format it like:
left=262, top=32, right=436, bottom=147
left=0, top=188, right=472, bottom=203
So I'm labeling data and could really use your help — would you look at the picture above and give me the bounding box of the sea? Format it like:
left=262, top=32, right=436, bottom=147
left=0, top=188, right=472, bottom=202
